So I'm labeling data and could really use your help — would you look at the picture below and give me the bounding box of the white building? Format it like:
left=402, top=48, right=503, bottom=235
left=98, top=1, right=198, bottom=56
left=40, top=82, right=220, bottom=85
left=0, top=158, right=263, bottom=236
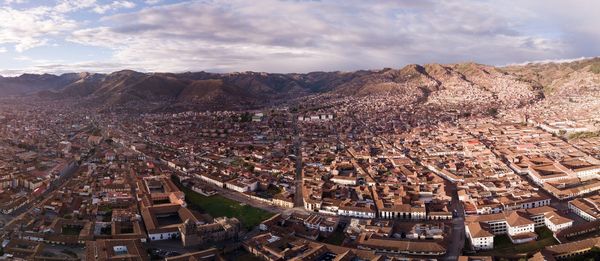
left=148, top=231, right=179, bottom=241
left=544, top=213, right=574, bottom=233
left=226, top=178, right=258, bottom=193
left=330, top=175, right=357, bottom=186
left=198, top=174, right=226, bottom=188
left=568, top=197, right=600, bottom=222
left=575, top=166, right=600, bottom=180
left=505, top=212, right=536, bottom=244
left=465, top=223, right=494, bottom=250
left=338, top=205, right=376, bottom=219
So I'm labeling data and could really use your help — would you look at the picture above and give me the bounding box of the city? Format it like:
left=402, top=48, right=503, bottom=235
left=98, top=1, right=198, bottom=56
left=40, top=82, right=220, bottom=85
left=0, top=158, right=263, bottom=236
left=1, top=1, right=600, bottom=261
left=0, top=74, right=600, bottom=260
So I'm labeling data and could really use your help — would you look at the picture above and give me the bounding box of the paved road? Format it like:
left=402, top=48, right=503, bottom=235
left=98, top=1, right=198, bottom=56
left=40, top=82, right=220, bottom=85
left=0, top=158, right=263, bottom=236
left=293, top=144, right=303, bottom=208
left=292, top=113, right=304, bottom=208
left=443, top=187, right=466, bottom=260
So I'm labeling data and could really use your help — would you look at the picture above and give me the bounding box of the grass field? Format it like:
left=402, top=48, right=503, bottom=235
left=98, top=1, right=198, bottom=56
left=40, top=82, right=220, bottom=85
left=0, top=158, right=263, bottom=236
left=61, top=226, right=83, bottom=235
left=172, top=177, right=274, bottom=230
left=479, top=227, right=558, bottom=256
left=321, top=228, right=346, bottom=245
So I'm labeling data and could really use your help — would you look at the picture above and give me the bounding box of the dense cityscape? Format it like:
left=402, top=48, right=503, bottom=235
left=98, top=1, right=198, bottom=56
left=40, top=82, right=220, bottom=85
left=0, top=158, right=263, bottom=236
left=0, top=72, right=599, bottom=260
left=2, top=1, right=600, bottom=260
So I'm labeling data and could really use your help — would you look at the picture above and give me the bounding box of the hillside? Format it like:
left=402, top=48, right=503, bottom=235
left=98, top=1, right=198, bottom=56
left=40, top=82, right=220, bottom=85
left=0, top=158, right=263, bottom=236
left=1, top=58, right=598, bottom=112
left=0, top=73, right=87, bottom=96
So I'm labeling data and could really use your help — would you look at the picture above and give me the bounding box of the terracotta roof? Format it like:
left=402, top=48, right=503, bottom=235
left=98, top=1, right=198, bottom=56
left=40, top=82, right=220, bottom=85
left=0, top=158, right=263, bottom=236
left=506, top=211, right=534, bottom=227
left=544, top=212, right=573, bottom=225
left=357, top=234, right=446, bottom=254
left=545, top=236, right=600, bottom=255
left=165, top=248, right=221, bottom=261
left=467, top=222, right=493, bottom=238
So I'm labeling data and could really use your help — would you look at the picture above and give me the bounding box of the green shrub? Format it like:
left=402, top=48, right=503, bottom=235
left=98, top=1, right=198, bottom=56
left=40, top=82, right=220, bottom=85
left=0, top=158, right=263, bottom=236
left=590, top=63, right=600, bottom=74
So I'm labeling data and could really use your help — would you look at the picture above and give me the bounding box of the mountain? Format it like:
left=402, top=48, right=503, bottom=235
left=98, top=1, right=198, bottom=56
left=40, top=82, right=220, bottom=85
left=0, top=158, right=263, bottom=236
left=30, top=70, right=366, bottom=110
left=502, top=57, right=600, bottom=100
left=0, top=73, right=88, bottom=96
left=2, top=57, right=599, bottom=112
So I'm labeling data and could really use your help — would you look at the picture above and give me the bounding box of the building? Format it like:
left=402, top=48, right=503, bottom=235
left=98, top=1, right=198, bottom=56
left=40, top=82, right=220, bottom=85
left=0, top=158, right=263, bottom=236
left=141, top=204, right=196, bottom=241
left=544, top=212, right=574, bottom=233
left=225, top=178, right=258, bottom=192
left=465, top=222, right=494, bottom=250
left=198, top=173, right=231, bottom=188
left=272, top=192, right=294, bottom=209
left=85, top=239, right=150, bottom=261
left=505, top=212, right=537, bottom=244
left=568, top=195, right=600, bottom=221
left=179, top=217, right=241, bottom=247
left=356, top=233, right=446, bottom=256
left=465, top=206, right=574, bottom=251
left=244, top=233, right=382, bottom=261
left=165, top=248, right=224, bottom=261
left=545, top=236, right=600, bottom=259
left=338, top=203, right=376, bottom=219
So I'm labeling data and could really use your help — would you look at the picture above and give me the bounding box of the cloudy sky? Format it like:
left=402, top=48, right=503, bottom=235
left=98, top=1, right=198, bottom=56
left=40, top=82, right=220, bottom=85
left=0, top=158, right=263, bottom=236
left=0, top=0, right=598, bottom=75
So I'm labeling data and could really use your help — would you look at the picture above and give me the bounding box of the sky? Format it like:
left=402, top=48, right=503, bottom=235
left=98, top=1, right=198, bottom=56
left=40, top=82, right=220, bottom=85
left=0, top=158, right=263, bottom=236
left=0, top=0, right=599, bottom=76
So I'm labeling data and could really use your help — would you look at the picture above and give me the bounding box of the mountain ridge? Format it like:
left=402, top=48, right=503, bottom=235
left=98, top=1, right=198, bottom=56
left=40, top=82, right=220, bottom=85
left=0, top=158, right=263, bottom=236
left=1, top=58, right=599, bottom=112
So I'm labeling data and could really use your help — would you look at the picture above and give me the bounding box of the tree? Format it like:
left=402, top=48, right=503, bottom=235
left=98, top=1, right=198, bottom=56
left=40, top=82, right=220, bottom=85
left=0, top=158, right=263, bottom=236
left=240, top=112, right=252, bottom=122
left=487, top=107, right=499, bottom=117
left=559, top=130, right=567, bottom=136
left=325, top=156, right=335, bottom=165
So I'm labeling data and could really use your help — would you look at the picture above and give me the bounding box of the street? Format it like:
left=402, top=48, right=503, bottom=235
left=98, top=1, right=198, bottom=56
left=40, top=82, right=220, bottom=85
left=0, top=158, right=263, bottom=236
left=443, top=186, right=466, bottom=260
left=292, top=112, right=304, bottom=208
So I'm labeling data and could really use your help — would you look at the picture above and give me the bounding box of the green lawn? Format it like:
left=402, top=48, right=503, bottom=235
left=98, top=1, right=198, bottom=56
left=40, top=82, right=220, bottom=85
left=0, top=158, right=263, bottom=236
left=266, top=185, right=282, bottom=197
left=172, top=177, right=273, bottom=230
left=479, top=227, right=558, bottom=256
left=536, top=227, right=554, bottom=239
left=321, top=228, right=346, bottom=245
left=493, top=234, right=513, bottom=249
left=62, top=226, right=83, bottom=236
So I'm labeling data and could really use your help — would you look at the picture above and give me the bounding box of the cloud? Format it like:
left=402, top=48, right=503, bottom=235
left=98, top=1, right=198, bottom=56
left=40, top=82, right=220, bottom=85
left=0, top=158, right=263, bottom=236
left=506, top=56, right=596, bottom=66
left=54, top=0, right=96, bottom=13
left=0, top=47, right=6, bottom=53
left=93, top=1, right=135, bottom=14
left=0, top=5, right=77, bottom=52
left=3, top=0, right=26, bottom=4
left=4, top=0, right=600, bottom=74
left=0, top=60, right=135, bottom=76
left=0, top=0, right=135, bottom=53
left=65, top=0, right=571, bottom=73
